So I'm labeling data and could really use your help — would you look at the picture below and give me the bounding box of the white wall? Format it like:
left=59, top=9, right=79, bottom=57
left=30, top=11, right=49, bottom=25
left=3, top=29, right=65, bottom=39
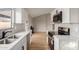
left=32, top=14, right=52, bottom=32
left=33, top=15, right=46, bottom=32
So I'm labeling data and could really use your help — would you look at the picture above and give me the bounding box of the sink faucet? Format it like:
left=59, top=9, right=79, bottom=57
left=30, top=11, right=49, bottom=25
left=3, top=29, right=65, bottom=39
left=2, top=31, right=12, bottom=38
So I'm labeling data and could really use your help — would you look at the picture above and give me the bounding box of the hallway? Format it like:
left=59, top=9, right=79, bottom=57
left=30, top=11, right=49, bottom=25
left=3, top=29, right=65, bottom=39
left=29, top=32, right=49, bottom=50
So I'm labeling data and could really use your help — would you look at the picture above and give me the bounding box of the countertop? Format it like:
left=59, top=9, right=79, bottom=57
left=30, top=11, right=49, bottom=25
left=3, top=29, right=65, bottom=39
left=0, top=31, right=31, bottom=50
left=53, top=35, right=79, bottom=40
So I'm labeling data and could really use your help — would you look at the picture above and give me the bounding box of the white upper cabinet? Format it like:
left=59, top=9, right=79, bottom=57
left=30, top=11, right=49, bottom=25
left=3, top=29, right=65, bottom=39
left=70, top=8, right=79, bottom=23
left=62, top=8, right=70, bottom=23
left=15, top=8, right=22, bottom=23
left=51, top=8, right=79, bottom=23
left=15, top=8, right=30, bottom=25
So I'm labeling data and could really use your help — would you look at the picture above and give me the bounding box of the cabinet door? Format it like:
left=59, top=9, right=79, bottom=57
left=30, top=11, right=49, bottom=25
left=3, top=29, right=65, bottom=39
left=62, top=8, right=70, bottom=23
left=10, top=37, right=26, bottom=50
left=15, top=8, right=22, bottom=23
left=70, top=8, right=79, bottom=23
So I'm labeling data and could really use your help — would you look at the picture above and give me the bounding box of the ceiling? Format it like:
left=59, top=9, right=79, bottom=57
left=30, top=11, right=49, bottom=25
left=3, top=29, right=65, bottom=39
left=27, top=8, right=54, bottom=18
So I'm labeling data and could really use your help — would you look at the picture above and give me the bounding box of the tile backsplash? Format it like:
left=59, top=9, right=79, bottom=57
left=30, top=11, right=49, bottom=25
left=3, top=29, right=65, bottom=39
left=14, top=23, right=25, bottom=33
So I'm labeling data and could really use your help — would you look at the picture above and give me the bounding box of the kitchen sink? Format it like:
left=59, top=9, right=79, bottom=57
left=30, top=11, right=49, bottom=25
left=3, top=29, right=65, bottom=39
left=0, top=33, right=22, bottom=44
left=0, top=39, right=15, bottom=44
left=0, top=35, right=19, bottom=44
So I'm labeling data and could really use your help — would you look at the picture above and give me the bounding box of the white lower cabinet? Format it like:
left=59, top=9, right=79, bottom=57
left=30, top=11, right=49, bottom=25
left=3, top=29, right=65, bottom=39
left=10, top=36, right=26, bottom=50
left=54, top=36, right=79, bottom=50
left=59, top=39, right=78, bottom=50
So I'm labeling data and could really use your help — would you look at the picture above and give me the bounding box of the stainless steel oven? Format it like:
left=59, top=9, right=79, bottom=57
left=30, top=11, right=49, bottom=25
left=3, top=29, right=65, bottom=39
left=58, top=27, right=70, bottom=35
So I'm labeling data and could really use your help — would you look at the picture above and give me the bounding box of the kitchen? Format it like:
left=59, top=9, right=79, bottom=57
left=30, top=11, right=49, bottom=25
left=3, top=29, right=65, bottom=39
left=0, top=8, right=79, bottom=50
